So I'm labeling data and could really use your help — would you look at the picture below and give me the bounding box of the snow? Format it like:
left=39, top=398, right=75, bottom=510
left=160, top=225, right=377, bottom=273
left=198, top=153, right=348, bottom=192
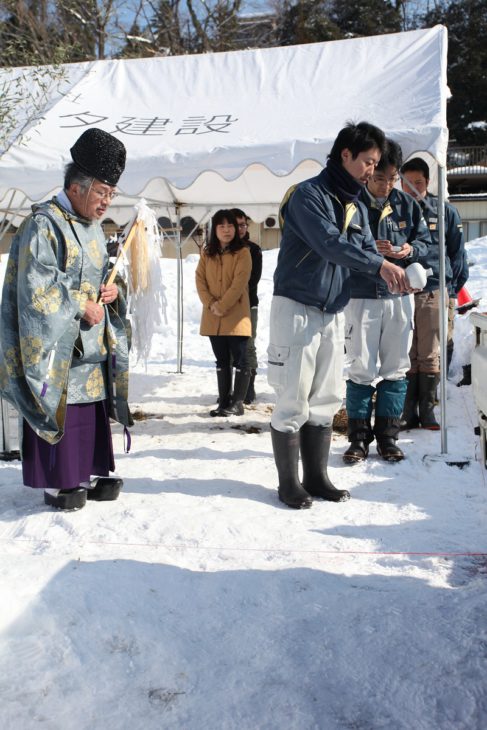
left=466, top=121, right=487, bottom=131
left=1, top=236, right=487, bottom=730
left=448, top=165, right=487, bottom=175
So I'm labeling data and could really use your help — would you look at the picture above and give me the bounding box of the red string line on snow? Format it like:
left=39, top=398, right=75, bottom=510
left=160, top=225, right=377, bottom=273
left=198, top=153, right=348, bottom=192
left=1, top=536, right=486, bottom=557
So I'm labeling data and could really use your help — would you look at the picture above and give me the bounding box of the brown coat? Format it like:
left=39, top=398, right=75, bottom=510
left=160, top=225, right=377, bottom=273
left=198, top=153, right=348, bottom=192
left=195, top=246, right=252, bottom=336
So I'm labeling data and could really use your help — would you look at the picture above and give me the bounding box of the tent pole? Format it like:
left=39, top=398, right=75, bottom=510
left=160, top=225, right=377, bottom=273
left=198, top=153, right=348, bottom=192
left=423, top=163, right=470, bottom=469
left=438, top=164, right=448, bottom=454
left=0, top=191, right=28, bottom=248
left=175, top=204, right=183, bottom=374
left=174, top=206, right=211, bottom=374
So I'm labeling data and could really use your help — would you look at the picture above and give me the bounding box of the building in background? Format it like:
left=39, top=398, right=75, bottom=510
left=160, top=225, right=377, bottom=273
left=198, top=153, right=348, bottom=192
left=448, top=143, right=487, bottom=241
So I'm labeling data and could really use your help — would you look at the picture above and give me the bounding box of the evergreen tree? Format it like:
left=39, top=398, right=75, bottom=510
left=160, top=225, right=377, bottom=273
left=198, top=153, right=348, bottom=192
left=0, top=1, right=70, bottom=155
left=0, top=0, right=57, bottom=66
left=330, top=0, right=402, bottom=38
left=424, top=0, right=487, bottom=145
left=276, top=0, right=342, bottom=46
left=148, top=0, right=188, bottom=57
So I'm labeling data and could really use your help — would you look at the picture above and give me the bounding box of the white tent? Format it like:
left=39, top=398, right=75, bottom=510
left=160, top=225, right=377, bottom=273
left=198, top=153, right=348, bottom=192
left=1, top=25, right=447, bottom=225
left=0, top=25, right=455, bottom=452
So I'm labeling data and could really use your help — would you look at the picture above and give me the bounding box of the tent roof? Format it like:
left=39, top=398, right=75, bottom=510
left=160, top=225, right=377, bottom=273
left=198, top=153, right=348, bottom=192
left=0, top=26, right=448, bottom=222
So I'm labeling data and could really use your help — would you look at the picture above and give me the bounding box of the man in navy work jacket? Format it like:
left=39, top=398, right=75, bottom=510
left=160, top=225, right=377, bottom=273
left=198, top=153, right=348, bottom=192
left=267, top=121, right=412, bottom=510
left=400, top=157, right=468, bottom=430
left=343, top=140, right=432, bottom=464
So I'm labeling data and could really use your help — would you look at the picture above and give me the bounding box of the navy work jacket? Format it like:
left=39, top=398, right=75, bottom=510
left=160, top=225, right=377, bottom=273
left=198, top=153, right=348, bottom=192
left=350, top=188, right=432, bottom=299
left=419, top=194, right=468, bottom=295
left=274, top=168, right=383, bottom=313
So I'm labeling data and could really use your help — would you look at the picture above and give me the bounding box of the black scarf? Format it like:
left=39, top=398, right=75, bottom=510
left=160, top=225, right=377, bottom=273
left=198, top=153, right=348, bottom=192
left=326, top=158, right=364, bottom=203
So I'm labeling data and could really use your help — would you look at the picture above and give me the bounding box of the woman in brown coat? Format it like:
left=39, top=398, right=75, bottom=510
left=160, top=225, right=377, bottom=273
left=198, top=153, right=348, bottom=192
left=195, top=209, right=252, bottom=416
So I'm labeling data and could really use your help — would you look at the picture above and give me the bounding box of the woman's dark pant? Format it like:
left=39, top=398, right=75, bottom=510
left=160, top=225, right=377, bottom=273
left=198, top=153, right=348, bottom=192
left=209, top=336, right=249, bottom=370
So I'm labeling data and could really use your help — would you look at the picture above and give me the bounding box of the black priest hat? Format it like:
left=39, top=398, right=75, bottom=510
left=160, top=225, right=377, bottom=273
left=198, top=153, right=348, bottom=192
left=70, top=128, right=126, bottom=186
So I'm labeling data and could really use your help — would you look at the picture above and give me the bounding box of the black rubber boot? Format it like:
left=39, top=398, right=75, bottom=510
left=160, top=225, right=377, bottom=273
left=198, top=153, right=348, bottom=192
left=44, top=487, right=87, bottom=510
left=400, top=373, right=420, bottom=430
left=270, top=426, right=312, bottom=509
left=374, top=417, right=404, bottom=461
left=457, top=364, right=471, bottom=387
left=343, top=418, right=374, bottom=464
left=244, top=369, right=257, bottom=405
left=221, top=368, right=250, bottom=416
left=300, top=424, right=350, bottom=501
left=87, top=477, right=123, bottom=501
left=210, top=366, right=232, bottom=417
left=418, top=373, right=440, bottom=430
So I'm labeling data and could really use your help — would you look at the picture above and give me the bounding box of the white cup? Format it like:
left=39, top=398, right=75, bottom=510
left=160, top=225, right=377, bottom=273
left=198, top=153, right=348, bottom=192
left=405, top=262, right=433, bottom=290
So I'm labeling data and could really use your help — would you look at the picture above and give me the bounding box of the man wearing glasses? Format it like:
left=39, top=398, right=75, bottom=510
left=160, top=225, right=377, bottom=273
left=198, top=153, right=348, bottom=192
left=0, top=128, right=132, bottom=510
left=343, top=139, right=432, bottom=463
left=231, top=208, right=262, bottom=404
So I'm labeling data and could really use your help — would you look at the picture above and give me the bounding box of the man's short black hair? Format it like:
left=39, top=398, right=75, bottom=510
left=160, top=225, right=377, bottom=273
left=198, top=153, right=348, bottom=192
left=328, top=121, right=386, bottom=164
left=230, top=207, right=248, bottom=220
left=377, top=139, right=403, bottom=172
left=401, top=157, right=430, bottom=180
left=230, top=208, right=250, bottom=240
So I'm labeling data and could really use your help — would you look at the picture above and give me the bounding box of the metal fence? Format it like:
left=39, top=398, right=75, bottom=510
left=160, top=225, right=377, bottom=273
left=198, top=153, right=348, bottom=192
left=448, top=146, right=487, bottom=174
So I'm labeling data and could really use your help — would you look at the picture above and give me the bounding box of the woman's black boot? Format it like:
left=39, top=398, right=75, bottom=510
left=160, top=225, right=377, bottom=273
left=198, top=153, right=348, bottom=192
left=210, top=366, right=232, bottom=416
left=222, top=368, right=250, bottom=416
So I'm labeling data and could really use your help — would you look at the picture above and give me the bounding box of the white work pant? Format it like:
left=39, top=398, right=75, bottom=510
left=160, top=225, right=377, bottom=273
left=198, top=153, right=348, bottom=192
left=267, top=295, right=345, bottom=433
left=345, top=296, right=414, bottom=385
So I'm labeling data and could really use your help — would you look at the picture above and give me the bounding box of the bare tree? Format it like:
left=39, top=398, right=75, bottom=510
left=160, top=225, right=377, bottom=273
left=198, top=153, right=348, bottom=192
left=129, top=0, right=188, bottom=56
left=186, top=0, right=242, bottom=52
left=395, top=0, right=446, bottom=29
left=56, top=0, right=123, bottom=60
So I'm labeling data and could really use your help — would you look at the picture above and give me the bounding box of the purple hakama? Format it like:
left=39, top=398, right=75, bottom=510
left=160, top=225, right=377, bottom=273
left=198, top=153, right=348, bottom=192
left=22, top=400, right=115, bottom=490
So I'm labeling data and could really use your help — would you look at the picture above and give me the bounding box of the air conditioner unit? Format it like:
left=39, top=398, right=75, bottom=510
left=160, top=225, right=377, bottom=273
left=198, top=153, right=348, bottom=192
left=181, top=216, right=197, bottom=237
left=158, top=216, right=175, bottom=231
left=264, top=215, right=278, bottom=229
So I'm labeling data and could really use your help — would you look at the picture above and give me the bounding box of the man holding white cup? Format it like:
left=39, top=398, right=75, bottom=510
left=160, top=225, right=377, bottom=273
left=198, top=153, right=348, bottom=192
left=343, top=140, right=433, bottom=463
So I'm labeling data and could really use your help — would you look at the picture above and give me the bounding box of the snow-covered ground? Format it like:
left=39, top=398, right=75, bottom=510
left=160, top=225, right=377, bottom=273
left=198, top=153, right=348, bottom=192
left=1, top=236, right=487, bottom=730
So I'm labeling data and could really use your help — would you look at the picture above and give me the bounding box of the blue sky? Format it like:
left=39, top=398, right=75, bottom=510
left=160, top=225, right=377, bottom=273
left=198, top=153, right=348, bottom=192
left=239, top=0, right=433, bottom=16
